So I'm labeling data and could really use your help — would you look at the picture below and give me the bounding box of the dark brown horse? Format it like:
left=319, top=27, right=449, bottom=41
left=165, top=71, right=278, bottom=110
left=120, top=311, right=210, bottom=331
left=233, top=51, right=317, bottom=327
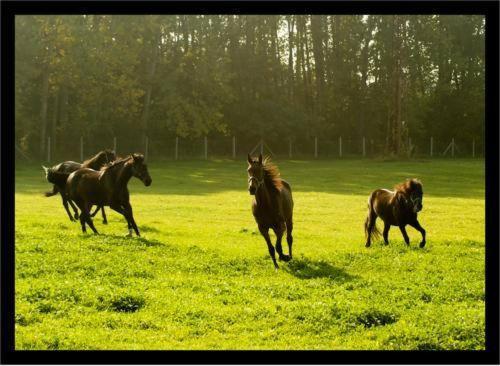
left=247, top=153, right=294, bottom=269
left=43, top=149, right=116, bottom=223
left=66, top=153, right=152, bottom=235
left=365, top=178, right=426, bottom=248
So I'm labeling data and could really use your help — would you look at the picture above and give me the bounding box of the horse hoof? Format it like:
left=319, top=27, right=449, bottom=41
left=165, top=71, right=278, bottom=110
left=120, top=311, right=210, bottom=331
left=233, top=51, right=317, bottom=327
left=419, top=242, right=426, bottom=248
left=281, top=255, right=291, bottom=262
left=103, top=221, right=108, bottom=225
left=365, top=243, right=371, bottom=248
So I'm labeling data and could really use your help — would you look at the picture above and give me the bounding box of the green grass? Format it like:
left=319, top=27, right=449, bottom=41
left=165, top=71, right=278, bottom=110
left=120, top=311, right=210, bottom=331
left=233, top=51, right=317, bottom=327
left=15, top=158, right=485, bottom=350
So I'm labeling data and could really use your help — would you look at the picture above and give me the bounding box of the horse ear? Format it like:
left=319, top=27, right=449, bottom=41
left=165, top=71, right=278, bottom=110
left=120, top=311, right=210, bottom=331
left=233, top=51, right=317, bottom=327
left=258, top=153, right=263, bottom=164
left=42, top=165, right=49, bottom=174
left=247, top=154, right=252, bottom=164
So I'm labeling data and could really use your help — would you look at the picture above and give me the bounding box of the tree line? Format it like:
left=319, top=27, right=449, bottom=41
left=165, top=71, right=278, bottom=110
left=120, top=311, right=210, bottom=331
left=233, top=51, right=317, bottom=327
left=15, top=15, right=485, bottom=159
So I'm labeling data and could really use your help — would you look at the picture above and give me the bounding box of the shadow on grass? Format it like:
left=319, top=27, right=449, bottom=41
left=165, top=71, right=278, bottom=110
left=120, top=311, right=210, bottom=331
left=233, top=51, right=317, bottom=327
left=98, top=234, right=167, bottom=247
left=285, top=256, right=357, bottom=282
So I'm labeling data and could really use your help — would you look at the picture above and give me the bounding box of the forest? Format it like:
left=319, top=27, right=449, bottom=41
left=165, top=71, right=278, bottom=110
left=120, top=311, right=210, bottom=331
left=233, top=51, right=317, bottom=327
left=15, top=15, right=485, bottom=159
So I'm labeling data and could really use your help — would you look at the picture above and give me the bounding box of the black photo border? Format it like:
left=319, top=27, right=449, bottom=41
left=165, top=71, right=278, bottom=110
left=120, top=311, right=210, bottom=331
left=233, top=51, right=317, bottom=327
left=1, top=1, right=499, bottom=364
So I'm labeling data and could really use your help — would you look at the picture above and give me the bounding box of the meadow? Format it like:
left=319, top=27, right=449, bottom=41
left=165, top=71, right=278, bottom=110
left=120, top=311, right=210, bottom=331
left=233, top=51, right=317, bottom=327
left=14, top=158, right=485, bottom=350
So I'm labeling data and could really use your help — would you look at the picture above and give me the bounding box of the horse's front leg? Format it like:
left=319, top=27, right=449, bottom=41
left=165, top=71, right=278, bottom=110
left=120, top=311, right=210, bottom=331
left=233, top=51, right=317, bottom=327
left=259, top=224, right=278, bottom=270
left=399, top=225, right=410, bottom=245
left=101, top=207, right=108, bottom=225
left=122, top=201, right=140, bottom=237
left=61, top=194, right=75, bottom=222
left=110, top=204, right=133, bottom=236
left=273, top=223, right=290, bottom=262
left=409, top=220, right=426, bottom=248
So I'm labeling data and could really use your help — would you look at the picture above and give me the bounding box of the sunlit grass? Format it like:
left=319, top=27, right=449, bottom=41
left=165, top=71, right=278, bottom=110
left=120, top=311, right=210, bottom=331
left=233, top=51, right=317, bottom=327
left=15, top=158, right=484, bottom=350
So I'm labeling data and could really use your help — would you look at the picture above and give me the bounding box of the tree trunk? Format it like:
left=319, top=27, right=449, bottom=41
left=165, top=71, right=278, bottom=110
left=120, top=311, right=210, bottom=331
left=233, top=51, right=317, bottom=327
left=287, top=16, right=295, bottom=101
left=51, top=90, right=59, bottom=159
left=39, top=65, right=49, bottom=158
left=141, top=36, right=159, bottom=142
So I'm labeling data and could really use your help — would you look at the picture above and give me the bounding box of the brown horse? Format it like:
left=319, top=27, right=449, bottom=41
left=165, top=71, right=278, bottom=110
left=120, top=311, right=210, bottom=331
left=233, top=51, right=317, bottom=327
left=43, top=149, right=116, bottom=222
left=365, top=178, right=426, bottom=248
left=247, top=153, right=294, bottom=270
left=66, top=153, right=152, bottom=235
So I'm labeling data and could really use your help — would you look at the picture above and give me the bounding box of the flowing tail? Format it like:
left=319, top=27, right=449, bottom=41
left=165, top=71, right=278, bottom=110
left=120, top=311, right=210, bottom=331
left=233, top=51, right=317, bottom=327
left=364, top=192, right=381, bottom=240
left=44, top=185, right=59, bottom=197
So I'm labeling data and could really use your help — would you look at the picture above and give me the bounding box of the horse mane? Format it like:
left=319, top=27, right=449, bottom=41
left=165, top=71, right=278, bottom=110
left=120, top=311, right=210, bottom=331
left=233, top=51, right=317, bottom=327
left=394, top=178, right=422, bottom=195
left=100, top=155, right=130, bottom=171
left=262, top=156, right=283, bottom=191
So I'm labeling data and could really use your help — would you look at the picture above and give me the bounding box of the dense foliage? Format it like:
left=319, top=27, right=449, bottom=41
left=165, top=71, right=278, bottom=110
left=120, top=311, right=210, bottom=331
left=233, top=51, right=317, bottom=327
left=15, top=15, right=485, bottom=159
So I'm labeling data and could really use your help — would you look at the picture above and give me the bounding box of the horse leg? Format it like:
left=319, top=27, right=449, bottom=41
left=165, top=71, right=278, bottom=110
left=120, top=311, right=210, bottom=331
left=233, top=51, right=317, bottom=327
left=273, top=223, right=290, bottom=262
left=123, top=202, right=140, bottom=237
left=101, top=207, right=108, bottom=225
left=409, top=220, right=426, bottom=248
left=60, top=194, right=75, bottom=222
left=110, top=204, right=133, bottom=236
left=399, top=225, right=410, bottom=245
left=286, top=219, right=293, bottom=260
left=75, top=202, right=87, bottom=233
left=69, top=199, right=79, bottom=220
left=82, top=203, right=99, bottom=235
left=365, top=214, right=377, bottom=248
left=383, top=222, right=390, bottom=245
left=259, top=224, right=278, bottom=270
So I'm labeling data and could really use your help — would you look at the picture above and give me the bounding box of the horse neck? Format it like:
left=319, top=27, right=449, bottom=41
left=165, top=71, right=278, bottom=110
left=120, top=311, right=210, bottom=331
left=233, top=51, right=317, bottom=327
left=102, top=160, right=133, bottom=191
left=85, top=156, right=102, bottom=169
left=114, top=161, right=134, bottom=189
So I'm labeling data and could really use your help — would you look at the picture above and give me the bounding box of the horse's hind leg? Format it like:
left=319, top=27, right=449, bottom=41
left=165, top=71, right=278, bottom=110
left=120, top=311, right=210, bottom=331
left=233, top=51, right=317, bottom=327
left=365, top=214, right=377, bottom=247
left=286, top=219, right=293, bottom=260
left=383, top=222, right=390, bottom=245
left=83, top=205, right=99, bottom=235
left=409, top=220, right=426, bottom=248
left=259, top=224, right=279, bottom=270
left=399, top=225, right=410, bottom=245
left=69, top=200, right=79, bottom=220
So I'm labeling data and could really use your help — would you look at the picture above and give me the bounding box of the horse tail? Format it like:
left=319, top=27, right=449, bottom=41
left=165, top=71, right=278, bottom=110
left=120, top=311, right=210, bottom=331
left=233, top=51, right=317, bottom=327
left=44, top=185, right=59, bottom=197
left=365, top=192, right=380, bottom=240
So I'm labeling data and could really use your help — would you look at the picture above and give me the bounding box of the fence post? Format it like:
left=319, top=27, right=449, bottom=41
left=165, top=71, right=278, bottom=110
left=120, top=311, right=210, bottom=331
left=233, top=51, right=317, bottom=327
left=430, top=137, right=433, bottom=157
left=472, top=138, right=475, bottom=158
left=144, top=136, right=149, bottom=161
left=113, top=137, right=117, bottom=153
left=47, top=137, right=51, bottom=163
left=339, top=136, right=342, bottom=158
left=232, top=136, right=236, bottom=159
left=452, top=137, right=455, bottom=158
left=314, top=137, right=318, bottom=159
left=289, top=138, right=292, bottom=158
left=80, top=136, right=83, bottom=161
left=175, top=137, right=179, bottom=160
left=204, top=136, right=208, bottom=160
left=362, top=137, right=366, bottom=157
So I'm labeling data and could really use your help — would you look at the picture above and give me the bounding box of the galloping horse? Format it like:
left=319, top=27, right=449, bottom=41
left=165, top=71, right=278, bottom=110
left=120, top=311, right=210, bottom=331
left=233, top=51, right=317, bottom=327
left=43, top=149, right=116, bottom=223
left=247, top=153, right=294, bottom=269
left=365, top=178, right=426, bottom=248
left=65, top=153, right=152, bottom=235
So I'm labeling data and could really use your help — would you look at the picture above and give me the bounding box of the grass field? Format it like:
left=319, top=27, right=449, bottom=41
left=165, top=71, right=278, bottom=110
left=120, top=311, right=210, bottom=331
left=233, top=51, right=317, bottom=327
left=15, top=158, right=485, bottom=350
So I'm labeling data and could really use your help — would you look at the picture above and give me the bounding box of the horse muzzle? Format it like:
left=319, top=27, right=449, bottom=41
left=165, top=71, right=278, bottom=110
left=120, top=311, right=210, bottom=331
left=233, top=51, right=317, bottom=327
left=144, top=178, right=152, bottom=186
left=249, top=186, right=256, bottom=195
